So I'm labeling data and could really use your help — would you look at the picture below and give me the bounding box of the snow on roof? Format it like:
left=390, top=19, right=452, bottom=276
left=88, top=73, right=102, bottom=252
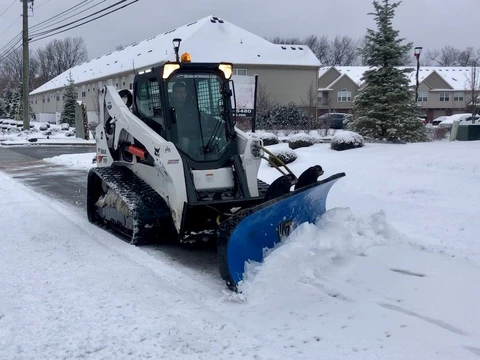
left=30, top=15, right=320, bottom=95
left=319, top=66, right=473, bottom=91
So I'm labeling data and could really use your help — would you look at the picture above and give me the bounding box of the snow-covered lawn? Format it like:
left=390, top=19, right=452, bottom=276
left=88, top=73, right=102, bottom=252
left=0, top=120, right=94, bottom=145
left=1, top=140, right=480, bottom=359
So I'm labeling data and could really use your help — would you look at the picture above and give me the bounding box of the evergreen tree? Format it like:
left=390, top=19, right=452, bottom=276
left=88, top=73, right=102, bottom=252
left=348, top=0, right=428, bottom=142
left=61, top=73, right=77, bottom=126
left=0, top=97, right=5, bottom=118
left=257, top=103, right=310, bottom=130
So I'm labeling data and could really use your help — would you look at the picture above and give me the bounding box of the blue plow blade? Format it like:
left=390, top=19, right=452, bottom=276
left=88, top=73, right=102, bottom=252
left=217, top=172, right=345, bottom=290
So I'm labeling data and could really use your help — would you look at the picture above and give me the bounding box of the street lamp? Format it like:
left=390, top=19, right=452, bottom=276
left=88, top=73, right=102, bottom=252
left=414, top=46, right=423, bottom=103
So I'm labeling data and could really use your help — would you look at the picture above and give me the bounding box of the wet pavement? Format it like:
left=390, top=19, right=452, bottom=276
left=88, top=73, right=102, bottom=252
left=0, top=145, right=95, bottom=212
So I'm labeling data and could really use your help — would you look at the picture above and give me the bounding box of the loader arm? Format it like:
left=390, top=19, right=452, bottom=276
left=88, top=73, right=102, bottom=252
left=97, top=85, right=188, bottom=230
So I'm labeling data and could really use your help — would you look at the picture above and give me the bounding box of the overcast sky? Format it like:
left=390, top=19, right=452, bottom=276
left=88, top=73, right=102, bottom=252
left=0, top=0, right=478, bottom=61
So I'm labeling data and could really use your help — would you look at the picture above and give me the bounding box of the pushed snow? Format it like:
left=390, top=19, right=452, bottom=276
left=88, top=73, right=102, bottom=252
left=239, top=207, right=394, bottom=299
left=44, top=153, right=96, bottom=170
left=15, top=137, right=480, bottom=359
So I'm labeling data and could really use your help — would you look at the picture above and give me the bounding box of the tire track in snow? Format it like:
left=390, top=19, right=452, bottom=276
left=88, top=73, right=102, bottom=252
left=378, top=302, right=468, bottom=336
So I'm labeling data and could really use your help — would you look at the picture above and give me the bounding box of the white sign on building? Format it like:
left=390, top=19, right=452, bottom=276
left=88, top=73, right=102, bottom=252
left=231, top=75, right=256, bottom=117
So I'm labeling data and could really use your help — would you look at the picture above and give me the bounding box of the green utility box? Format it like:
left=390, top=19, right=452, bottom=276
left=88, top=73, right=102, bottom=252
left=456, top=125, right=480, bottom=141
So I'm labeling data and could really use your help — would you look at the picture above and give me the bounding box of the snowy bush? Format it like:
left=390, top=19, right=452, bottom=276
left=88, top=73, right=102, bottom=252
left=257, top=103, right=310, bottom=130
left=288, top=133, right=322, bottom=149
left=258, top=132, right=279, bottom=146
left=39, top=124, right=49, bottom=131
left=331, top=131, right=364, bottom=151
left=267, top=147, right=297, bottom=167
left=61, top=123, right=70, bottom=131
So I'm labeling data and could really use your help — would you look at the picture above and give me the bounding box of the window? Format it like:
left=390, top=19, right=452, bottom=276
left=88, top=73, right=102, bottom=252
left=440, top=92, right=450, bottom=102
left=337, top=88, right=351, bottom=102
left=317, top=93, right=322, bottom=103
left=454, top=92, right=464, bottom=102
left=417, top=92, right=428, bottom=102
left=234, top=69, right=247, bottom=76
left=129, top=83, right=133, bottom=90
left=135, top=77, right=164, bottom=136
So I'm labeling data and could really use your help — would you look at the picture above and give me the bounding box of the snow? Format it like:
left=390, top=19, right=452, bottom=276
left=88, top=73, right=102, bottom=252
left=0, top=120, right=94, bottom=146
left=319, top=66, right=475, bottom=90
left=30, top=15, right=320, bottom=96
left=44, top=153, right=96, bottom=170
left=331, top=130, right=364, bottom=145
left=1, top=140, right=480, bottom=358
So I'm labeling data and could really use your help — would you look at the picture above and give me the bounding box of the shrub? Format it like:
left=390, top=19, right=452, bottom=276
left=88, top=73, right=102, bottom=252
left=257, top=102, right=310, bottom=130
left=258, top=132, right=279, bottom=146
left=331, top=131, right=364, bottom=151
left=267, top=147, right=297, bottom=167
left=288, top=133, right=323, bottom=149
left=433, top=126, right=449, bottom=140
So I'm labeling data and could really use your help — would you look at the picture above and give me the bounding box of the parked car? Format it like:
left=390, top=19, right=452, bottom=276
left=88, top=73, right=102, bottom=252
left=318, top=113, right=352, bottom=129
left=438, top=113, right=480, bottom=129
left=432, top=116, right=448, bottom=126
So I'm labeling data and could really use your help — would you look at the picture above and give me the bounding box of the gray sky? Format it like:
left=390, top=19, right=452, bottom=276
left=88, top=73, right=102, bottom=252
left=0, top=0, right=478, bottom=60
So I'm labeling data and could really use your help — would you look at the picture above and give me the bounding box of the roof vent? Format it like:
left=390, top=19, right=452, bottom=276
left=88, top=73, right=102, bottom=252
left=291, top=46, right=296, bottom=50
left=218, top=19, right=224, bottom=23
left=452, top=77, right=457, bottom=81
left=299, top=47, right=304, bottom=50
left=281, top=46, right=286, bottom=50
left=148, top=50, right=153, bottom=53
left=213, top=16, right=218, bottom=20
left=137, top=53, right=141, bottom=56
left=211, top=19, right=216, bottom=23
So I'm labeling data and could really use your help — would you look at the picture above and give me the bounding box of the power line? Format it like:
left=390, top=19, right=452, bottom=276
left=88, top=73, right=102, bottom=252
left=0, top=41, right=21, bottom=63
left=31, top=0, right=95, bottom=30
left=32, top=0, right=107, bottom=33
left=0, top=0, right=16, bottom=20
left=35, top=0, right=56, bottom=10
left=30, top=0, right=132, bottom=38
left=0, top=15, right=21, bottom=37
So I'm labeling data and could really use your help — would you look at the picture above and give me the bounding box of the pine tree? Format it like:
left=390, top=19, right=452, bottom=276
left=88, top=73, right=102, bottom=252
left=348, top=0, right=428, bottom=142
left=61, top=73, right=77, bottom=126
left=0, top=97, right=5, bottom=118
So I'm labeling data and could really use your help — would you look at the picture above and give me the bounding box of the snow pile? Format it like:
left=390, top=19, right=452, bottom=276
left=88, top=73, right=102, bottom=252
left=44, top=153, right=96, bottom=170
left=238, top=207, right=394, bottom=299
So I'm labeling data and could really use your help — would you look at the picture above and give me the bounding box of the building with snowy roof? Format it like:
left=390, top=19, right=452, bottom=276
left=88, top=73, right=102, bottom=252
left=317, top=65, right=478, bottom=121
left=29, top=15, right=320, bottom=120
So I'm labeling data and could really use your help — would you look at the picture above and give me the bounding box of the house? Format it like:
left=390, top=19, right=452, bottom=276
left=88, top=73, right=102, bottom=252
left=317, top=66, right=478, bottom=121
left=29, top=15, right=320, bottom=120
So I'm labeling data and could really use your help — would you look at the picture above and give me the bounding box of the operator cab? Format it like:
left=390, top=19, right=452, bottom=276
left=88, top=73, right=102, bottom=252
left=131, top=58, right=237, bottom=170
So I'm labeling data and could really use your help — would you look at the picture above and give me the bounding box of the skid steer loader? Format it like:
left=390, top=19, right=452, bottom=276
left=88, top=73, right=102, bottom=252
left=86, top=39, right=345, bottom=290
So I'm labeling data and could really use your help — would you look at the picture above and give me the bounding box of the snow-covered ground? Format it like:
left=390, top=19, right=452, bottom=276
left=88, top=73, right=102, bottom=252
left=0, top=119, right=95, bottom=145
left=1, top=140, right=480, bottom=359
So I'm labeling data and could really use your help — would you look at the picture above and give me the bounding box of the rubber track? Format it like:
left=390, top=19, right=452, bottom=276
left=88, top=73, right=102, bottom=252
left=89, top=166, right=173, bottom=245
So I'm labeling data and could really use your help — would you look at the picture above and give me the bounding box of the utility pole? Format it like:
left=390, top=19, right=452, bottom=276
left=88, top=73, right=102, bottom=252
left=22, top=0, right=30, bottom=130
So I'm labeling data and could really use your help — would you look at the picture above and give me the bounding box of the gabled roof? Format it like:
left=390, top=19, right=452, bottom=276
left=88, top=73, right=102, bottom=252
left=318, top=66, right=473, bottom=91
left=30, top=15, right=320, bottom=95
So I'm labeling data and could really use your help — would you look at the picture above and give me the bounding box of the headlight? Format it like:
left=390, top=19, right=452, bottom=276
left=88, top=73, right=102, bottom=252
left=219, top=63, right=233, bottom=80
left=162, top=63, right=180, bottom=79
left=250, top=139, right=263, bottom=158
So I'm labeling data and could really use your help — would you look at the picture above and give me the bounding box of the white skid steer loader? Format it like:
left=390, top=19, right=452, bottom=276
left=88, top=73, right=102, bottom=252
left=86, top=39, right=345, bottom=290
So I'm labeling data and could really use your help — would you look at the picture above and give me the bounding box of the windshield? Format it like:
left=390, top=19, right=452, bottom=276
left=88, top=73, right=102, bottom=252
left=168, top=73, right=229, bottom=162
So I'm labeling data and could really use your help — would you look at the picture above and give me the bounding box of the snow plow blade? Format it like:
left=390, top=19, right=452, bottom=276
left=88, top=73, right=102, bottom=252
left=217, top=172, right=346, bottom=290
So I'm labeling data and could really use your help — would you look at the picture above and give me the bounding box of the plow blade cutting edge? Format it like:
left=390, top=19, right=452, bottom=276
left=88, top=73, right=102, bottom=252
left=217, top=172, right=346, bottom=290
